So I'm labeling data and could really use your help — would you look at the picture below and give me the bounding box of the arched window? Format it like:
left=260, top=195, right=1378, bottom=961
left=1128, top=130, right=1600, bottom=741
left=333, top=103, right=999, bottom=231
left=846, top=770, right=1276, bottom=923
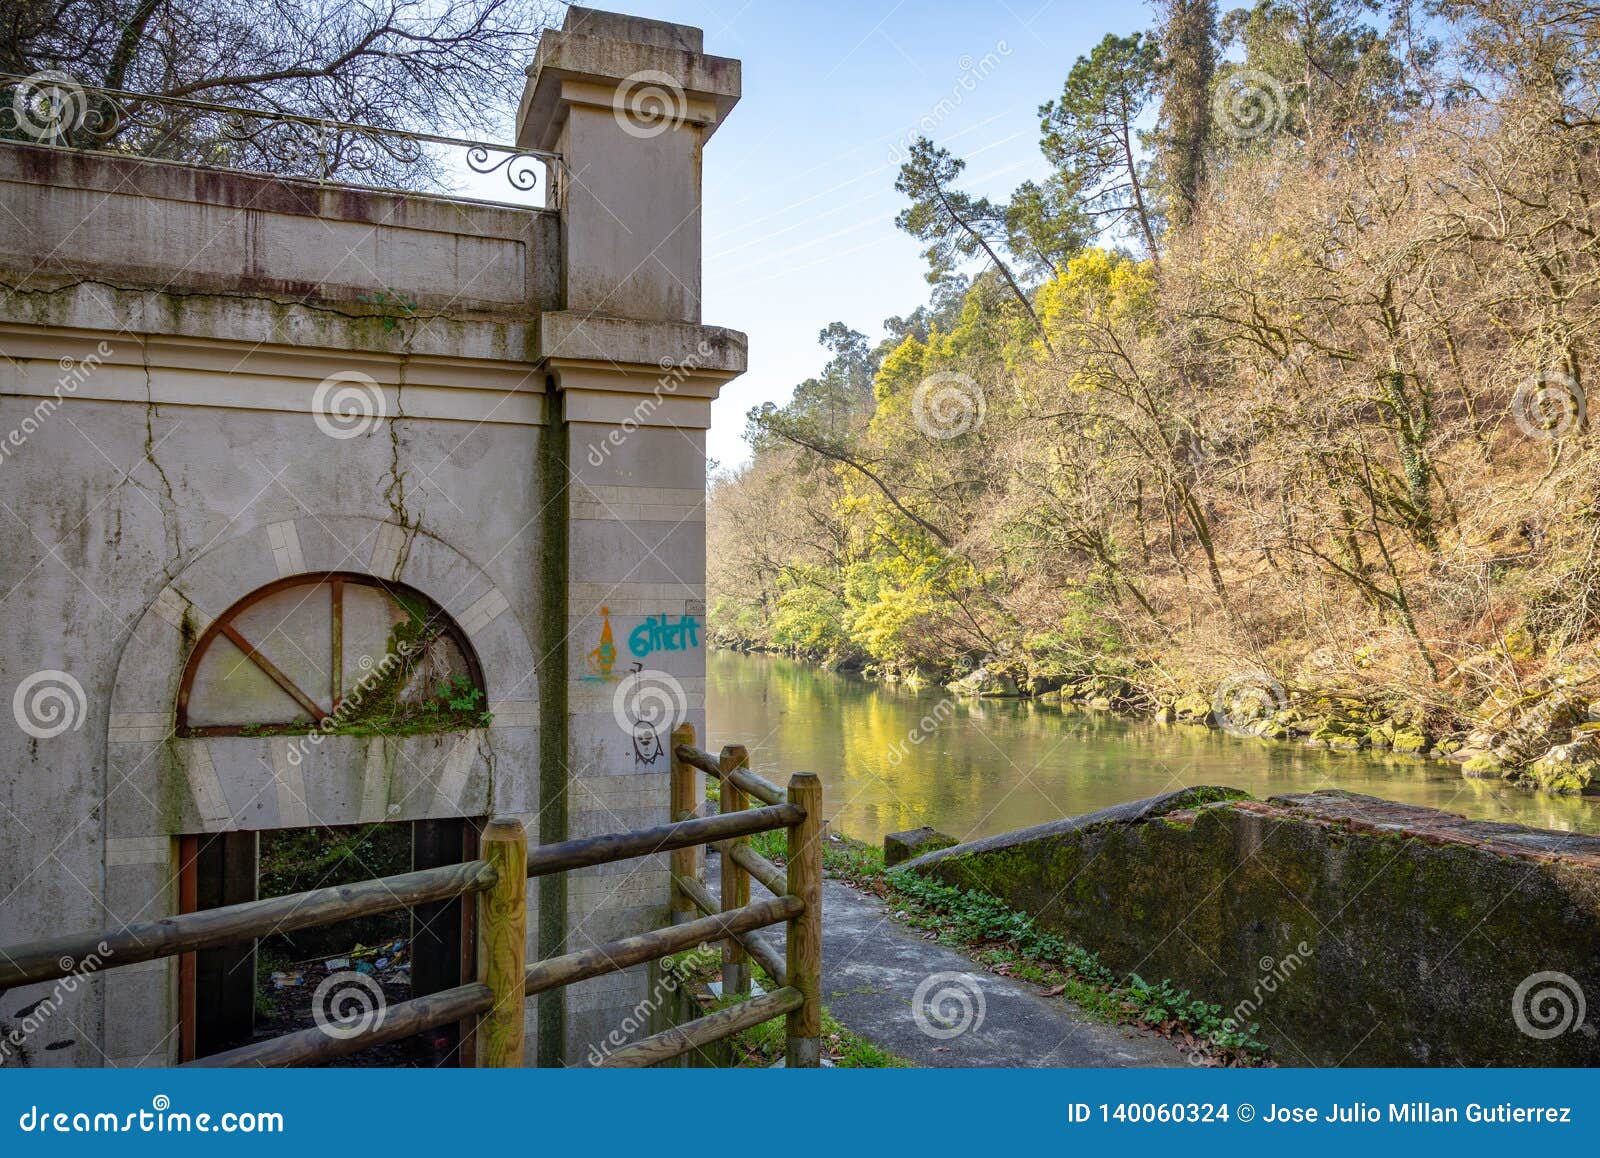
left=177, top=572, right=488, bottom=737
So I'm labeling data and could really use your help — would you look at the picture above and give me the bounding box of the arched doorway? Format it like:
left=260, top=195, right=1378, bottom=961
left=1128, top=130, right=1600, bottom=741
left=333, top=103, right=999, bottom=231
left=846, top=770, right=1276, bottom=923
left=174, top=572, right=491, bottom=1064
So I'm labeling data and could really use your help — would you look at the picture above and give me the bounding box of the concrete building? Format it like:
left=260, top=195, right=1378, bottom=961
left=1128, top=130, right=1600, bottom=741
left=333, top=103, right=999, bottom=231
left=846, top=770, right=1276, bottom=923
left=0, top=6, right=743, bottom=1066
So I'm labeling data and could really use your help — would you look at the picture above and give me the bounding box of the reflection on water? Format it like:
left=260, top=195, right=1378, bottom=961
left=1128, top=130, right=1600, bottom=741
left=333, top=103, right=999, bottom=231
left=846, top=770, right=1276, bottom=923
left=705, top=650, right=1600, bottom=845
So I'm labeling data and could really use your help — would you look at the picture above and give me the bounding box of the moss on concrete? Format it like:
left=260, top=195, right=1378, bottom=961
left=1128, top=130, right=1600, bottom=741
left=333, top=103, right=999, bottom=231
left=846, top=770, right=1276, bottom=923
left=905, top=789, right=1600, bottom=1066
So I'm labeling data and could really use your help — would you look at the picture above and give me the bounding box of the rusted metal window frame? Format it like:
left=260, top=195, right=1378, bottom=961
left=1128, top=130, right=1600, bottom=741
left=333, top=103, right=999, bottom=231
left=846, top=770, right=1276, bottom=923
left=175, top=571, right=486, bottom=737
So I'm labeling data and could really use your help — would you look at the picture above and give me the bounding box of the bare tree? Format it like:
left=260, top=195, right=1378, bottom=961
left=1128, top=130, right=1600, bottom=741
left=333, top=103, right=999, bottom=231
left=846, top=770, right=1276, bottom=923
left=3, top=0, right=561, bottom=184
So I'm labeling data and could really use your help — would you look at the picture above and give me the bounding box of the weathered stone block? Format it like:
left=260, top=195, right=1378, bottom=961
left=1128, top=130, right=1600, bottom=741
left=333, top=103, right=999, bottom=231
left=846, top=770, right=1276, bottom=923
left=883, top=826, right=958, bottom=867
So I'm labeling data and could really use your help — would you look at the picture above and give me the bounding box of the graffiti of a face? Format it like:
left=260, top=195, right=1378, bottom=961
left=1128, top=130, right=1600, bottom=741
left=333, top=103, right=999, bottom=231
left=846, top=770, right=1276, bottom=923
left=632, top=719, right=663, bottom=765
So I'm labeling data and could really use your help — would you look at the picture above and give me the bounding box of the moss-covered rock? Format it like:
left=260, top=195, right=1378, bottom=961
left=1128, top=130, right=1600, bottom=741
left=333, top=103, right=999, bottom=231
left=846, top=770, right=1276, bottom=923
left=1526, top=741, right=1600, bottom=795
left=1309, top=717, right=1370, bottom=749
left=947, top=666, right=1020, bottom=697
left=1502, top=624, right=1540, bottom=662
left=1391, top=730, right=1431, bottom=754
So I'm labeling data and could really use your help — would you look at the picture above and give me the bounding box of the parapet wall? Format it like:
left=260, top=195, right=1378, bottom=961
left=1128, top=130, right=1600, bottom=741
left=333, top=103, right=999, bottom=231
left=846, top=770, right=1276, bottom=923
left=901, top=789, right=1600, bottom=1066
left=0, top=142, right=560, bottom=318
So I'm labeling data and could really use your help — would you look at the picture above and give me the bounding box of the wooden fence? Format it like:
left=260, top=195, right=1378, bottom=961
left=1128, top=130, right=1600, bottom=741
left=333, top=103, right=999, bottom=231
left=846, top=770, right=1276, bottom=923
left=0, top=724, right=821, bottom=1068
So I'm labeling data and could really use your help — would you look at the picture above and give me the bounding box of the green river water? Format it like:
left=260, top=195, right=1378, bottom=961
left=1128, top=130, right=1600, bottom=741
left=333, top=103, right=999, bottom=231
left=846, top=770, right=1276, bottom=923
left=704, top=649, right=1600, bottom=845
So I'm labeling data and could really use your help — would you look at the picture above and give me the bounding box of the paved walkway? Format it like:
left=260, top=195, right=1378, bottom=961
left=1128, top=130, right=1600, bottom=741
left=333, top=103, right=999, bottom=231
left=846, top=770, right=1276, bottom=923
left=709, top=856, right=1186, bottom=1067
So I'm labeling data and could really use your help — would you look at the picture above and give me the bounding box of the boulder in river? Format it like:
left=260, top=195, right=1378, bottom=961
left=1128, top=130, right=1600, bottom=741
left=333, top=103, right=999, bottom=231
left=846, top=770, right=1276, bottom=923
left=1525, top=740, right=1600, bottom=794
left=947, top=666, right=1019, bottom=697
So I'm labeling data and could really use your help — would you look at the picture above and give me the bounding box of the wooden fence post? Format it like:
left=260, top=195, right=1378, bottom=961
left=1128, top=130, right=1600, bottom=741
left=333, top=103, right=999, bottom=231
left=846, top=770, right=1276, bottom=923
left=784, top=772, right=822, bottom=1067
left=475, top=817, right=527, bottom=1067
left=669, top=723, right=697, bottom=925
left=719, top=744, right=750, bottom=997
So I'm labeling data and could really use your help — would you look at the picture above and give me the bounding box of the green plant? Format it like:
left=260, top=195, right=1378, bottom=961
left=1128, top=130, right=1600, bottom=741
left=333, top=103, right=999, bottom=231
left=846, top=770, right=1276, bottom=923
left=356, top=289, right=419, bottom=332
left=718, top=984, right=909, bottom=1068
left=811, top=831, right=1268, bottom=1064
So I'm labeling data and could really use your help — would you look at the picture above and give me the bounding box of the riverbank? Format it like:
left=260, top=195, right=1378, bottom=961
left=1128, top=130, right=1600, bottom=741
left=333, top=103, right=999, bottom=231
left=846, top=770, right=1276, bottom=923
left=705, top=650, right=1600, bottom=841
left=711, top=639, right=1600, bottom=799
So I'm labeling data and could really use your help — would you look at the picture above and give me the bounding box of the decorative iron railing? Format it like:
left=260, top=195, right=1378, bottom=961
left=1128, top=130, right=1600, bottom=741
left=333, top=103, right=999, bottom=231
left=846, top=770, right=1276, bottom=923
left=2, top=70, right=561, bottom=208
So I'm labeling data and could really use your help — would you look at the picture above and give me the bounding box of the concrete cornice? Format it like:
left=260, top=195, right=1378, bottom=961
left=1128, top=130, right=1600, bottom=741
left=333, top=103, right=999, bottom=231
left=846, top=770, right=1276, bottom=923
left=516, top=13, right=741, bottom=150
left=537, top=311, right=746, bottom=375
left=536, top=311, right=745, bottom=430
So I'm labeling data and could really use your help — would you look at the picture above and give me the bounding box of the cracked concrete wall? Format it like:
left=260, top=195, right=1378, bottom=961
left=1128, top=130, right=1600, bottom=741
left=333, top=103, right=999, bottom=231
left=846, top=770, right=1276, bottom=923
left=0, top=5, right=749, bottom=1072
left=0, top=147, right=554, bottom=1067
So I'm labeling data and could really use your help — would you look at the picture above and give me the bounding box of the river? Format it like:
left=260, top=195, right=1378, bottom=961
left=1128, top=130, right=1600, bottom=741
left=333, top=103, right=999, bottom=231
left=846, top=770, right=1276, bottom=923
left=704, top=650, right=1600, bottom=844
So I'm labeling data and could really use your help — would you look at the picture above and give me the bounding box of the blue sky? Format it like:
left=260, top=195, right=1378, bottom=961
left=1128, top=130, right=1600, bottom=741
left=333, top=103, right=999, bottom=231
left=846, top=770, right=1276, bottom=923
left=603, top=0, right=1148, bottom=466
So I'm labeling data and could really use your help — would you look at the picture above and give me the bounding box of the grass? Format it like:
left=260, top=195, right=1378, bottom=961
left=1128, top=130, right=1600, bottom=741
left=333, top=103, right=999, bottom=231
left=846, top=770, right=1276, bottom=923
left=662, top=937, right=909, bottom=1068
left=729, top=1000, right=910, bottom=1068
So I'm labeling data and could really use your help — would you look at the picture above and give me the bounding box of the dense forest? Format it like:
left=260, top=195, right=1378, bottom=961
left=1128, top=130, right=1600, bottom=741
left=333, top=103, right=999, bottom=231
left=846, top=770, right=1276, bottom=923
left=707, top=0, right=1600, bottom=792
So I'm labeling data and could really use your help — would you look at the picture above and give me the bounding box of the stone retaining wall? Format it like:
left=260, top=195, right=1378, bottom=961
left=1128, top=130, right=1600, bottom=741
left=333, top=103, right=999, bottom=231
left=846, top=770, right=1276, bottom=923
left=900, top=788, right=1600, bottom=1065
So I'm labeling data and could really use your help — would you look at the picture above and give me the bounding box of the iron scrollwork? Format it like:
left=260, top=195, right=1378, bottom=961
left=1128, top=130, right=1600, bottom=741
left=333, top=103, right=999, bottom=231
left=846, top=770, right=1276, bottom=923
left=3, top=71, right=560, bottom=204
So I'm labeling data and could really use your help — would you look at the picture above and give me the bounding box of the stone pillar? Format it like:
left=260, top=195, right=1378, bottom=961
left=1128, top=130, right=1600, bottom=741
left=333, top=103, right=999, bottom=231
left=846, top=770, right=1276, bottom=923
left=517, top=6, right=745, bottom=1063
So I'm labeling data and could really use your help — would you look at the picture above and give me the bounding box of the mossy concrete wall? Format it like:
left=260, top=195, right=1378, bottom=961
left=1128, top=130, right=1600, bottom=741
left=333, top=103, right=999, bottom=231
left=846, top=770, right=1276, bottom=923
left=0, top=5, right=747, bottom=1071
left=901, top=789, right=1600, bottom=1066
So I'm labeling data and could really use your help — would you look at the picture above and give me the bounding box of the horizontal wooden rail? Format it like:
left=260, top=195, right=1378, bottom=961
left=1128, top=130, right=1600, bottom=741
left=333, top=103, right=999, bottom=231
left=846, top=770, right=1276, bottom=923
left=524, top=804, right=801, bottom=878
left=186, top=983, right=494, bottom=1068
left=523, top=893, right=800, bottom=997
left=673, top=872, right=786, bottom=986
left=675, top=744, right=785, bottom=806
left=594, top=986, right=804, bottom=1067
left=0, top=860, right=498, bottom=991
left=720, top=841, right=787, bottom=897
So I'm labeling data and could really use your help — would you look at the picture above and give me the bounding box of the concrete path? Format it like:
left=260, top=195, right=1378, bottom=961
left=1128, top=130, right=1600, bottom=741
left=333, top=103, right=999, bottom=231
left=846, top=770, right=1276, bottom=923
left=709, top=856, right=1186, bottom=1068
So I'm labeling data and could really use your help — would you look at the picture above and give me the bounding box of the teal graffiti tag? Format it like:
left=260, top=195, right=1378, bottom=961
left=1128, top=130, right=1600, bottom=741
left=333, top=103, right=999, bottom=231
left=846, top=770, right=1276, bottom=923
left=628, top=614, right=701, bottom=659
